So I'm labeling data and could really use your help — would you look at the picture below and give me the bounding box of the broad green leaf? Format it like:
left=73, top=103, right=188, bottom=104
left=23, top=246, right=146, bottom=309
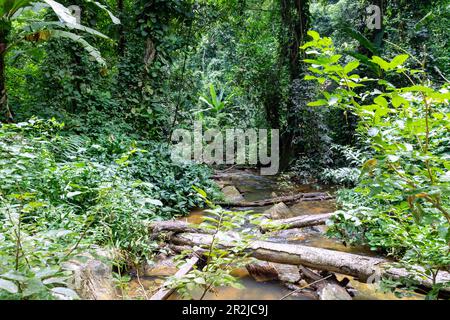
left=67, top=191, right=82, bottom=198
left=0, top=279, right=18, bottom=294
left=0, top=271, right=27, bottom=282
left=400, top=85, right=433, bottom=93
left=374, top=96, right=388, bottom=108
left=391, top=95, right=407, bottom=108
left=145, top=199, right=163, bottom=206
left=342, top=27, right=379, bottom=54
left=308, top=99, right=327, bottom=107
left=51, top=287, right=79, bottom=300
left=48, top=30, right=106, bottom=66
left=88, top=1, right=120, bottom=24
left=26, top=21, right=109, bottom=39
left=389, top=54, right=409, bottom=69
left=344, top=60, right=360, bottom=74
left=209, top=84, right=217, bottom=105
left=307, top=30, right=320, bottom=41
left=371, top=56, right=390, bottom=71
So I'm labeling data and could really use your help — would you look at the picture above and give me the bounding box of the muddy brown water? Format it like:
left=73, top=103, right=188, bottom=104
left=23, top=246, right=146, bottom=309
left=127, top=169, right=422, bottom=300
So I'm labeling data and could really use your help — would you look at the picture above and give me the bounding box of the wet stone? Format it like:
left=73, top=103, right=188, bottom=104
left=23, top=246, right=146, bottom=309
left=222, top=185, right=245, bottom=202
left=263, top=202, right=293, bottom=220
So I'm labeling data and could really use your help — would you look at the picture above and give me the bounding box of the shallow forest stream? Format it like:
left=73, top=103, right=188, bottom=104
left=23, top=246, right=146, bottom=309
left=126, top=169, right=422, bottom=300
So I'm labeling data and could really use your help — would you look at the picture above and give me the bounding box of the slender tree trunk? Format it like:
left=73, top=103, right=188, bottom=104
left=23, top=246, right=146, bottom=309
left=279, top=0, right=310, bottom=169
left=117, top=0, right=126, bottom=56
left=0, top=30, right=13, bottom=123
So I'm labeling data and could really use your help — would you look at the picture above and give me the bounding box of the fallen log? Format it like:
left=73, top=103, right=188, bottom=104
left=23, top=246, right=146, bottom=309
left=216, top=192, right=334, bottom=207
left=150, top=214, right=331, bottom=238
left=149, top=220, right=213, bottom=237
left=149, top=254, right=200, bottom=300
left=170, top=232, right=450, bottom=295
left=260, top=213, right=332, bottom=232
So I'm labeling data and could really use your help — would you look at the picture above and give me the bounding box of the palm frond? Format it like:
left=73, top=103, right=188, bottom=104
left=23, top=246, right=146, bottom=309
left=341, top=26, right=381, bottom=55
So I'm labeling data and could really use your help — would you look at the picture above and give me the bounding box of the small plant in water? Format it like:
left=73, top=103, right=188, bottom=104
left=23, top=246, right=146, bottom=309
left=166, top=187, right=261, bottom=300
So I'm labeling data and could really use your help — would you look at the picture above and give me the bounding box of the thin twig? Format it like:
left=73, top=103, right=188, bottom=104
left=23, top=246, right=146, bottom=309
left=135, top=269, right=150, bottom=300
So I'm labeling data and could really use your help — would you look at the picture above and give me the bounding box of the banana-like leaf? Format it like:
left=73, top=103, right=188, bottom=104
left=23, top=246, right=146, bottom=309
left=10, top=2, right=46, bottom=19
left=1, top=0, right=16, bottom=17
left=25, top=21, right=109, bottom=39
left=87, top=1, right=120, bottom=24
left=345, top=50, right=381, bottom=76
left=50, top=30, right=106, bottom=66
left=41, top=0, right=77, bottom=24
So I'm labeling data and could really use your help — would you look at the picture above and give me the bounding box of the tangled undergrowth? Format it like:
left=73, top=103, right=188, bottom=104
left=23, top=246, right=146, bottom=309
left=0, top=118, right=219, bottom=299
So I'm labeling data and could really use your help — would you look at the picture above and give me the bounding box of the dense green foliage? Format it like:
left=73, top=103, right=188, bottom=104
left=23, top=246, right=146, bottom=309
left=300, top=31, right=449, bottom=297
left=0, top=118, right=218, bottom=298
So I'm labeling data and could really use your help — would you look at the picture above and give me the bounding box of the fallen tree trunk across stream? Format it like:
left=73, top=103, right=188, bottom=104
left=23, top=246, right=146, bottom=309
left=260, top=213, right=332, bottom=232
left=216, top=192, right=334, bottom=207
left=151, top=214, right=331, bottom=235
left=168, top=232, right=450, bottom=295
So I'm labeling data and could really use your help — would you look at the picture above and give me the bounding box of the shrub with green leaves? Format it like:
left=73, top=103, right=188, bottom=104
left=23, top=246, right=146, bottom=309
left=302, top=31, right=450, bottom=297
left=0, top=118, right=219, bottom=299
left=166, top=188, right=260, bottom=300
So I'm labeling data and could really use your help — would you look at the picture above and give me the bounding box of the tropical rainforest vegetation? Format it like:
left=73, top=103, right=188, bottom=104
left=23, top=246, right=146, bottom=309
left=0, top=0, right=448, bottom=300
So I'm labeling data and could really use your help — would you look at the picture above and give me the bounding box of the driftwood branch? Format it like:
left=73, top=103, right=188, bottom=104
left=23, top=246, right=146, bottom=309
left=150, top=213, right=331, bottom=238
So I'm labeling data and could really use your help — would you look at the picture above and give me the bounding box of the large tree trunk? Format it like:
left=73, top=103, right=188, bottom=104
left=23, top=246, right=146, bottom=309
left=170, top=232, right=450, bottom=295
left=278, top=0, right=311, bottom=169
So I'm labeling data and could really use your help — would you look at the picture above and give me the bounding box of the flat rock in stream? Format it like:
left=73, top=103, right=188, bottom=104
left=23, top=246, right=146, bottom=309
left=263, top=202, right=293, bottom=220
left=273, top=263, right=301, bottom=283
left=317, top=283, right=352, bottom=300
left=143, top=255, right=178, bottom=277
left=222, top=185, right=245, bottom=202
left=62, top=248, right=117, bottom=300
